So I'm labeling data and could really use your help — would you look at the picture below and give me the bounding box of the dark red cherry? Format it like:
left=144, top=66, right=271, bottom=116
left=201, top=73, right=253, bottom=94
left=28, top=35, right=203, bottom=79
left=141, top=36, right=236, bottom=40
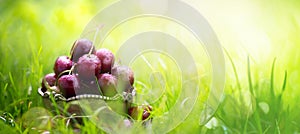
left=41, top=73, right=56, bottom=92
left=112, top=66, right=134, bottom=85
left=142, top=105, right=152, bottom=120
left=112, top=66, right=134, bottom=92
left=75, top=54, right=101, bottom=81
left=58, top=74, right=79, bottom=98
left=128, top=105, right=152, bottom=120
left=53, top=56, right=73, bottom=76
left=95, top=48, right=115, bottom=73
left=70, top=39, right=96, bottom=63
left=97, top=73, right=117, bottom=97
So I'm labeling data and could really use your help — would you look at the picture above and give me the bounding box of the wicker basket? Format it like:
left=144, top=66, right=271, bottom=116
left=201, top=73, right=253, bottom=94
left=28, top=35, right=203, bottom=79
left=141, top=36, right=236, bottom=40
left=38, top=87, right=135, bottom=125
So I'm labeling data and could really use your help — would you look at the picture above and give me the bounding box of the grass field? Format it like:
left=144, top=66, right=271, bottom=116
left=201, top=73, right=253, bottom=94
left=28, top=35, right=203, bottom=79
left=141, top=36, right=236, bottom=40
left=1, top=0, right=300, bottom=133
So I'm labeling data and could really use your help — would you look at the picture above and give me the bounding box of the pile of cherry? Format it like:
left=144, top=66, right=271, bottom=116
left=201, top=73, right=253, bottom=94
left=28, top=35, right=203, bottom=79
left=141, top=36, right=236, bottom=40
left=40, top=38, right=152, bottom=123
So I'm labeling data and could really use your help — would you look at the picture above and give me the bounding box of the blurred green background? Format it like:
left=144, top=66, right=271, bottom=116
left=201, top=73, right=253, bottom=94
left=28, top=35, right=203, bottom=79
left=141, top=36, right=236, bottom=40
left=0, top=0, right=300, bottom=133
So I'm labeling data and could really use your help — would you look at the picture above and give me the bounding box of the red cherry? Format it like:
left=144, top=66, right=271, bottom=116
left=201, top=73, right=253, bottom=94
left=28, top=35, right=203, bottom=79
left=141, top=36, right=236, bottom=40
left=41, top=73, right=56, bottom=92
left=53, top=56, right=72, bottom=76
left=58, top=74, right=79, bottom=98
left=70, top=39, right=96, bottom=63
left=142, top=105, right=152, bottom=120
left=95, top=48, right=115, bottom=73
left=128, top=105, right=152, bottom=120
left=75, top=54, right=101, bottom=81
left=112, top=66, right=134, bottom=93
left=97, top=73, right=117, bottom=97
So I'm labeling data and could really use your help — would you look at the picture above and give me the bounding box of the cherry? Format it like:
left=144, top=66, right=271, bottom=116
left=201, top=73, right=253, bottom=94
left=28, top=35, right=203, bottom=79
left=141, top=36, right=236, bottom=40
left=112, top=66, right=134, bottom=85
left=41, top=73, right=56, bottom=92
left=53, top=56, right=73, bottom=76
left=95, top=48, right=115, bottom=73
left=70, top=39, right=95, bottom=63
left=142, top=105, right=152, bottom=120
left=128, top=105, right=152, bottom=120
left=58, top=74, right=79, bottom=98
left=75, top=54, right=101, bottom=81
left=112, top=66, right=134, bottom=93
left=97, top=73, right=117, bottom=97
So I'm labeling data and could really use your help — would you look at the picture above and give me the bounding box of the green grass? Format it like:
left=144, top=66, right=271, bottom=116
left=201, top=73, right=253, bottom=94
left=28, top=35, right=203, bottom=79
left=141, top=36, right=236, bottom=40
left=1, top=0, right=300, bottom=133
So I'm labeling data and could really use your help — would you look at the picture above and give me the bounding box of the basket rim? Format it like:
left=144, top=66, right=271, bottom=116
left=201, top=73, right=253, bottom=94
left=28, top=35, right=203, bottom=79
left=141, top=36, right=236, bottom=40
left=38, top=87, right=135, bottom=102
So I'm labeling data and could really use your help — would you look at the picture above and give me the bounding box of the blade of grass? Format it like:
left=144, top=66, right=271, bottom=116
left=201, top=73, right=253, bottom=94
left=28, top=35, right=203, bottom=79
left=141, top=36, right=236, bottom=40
left=275, top=120, right=281, bottom=134
left=278, top=70, right=287, bottom=106
left=281, top=70, right=287, bottom=92
left=270, top=58, right=276, bottom=99
left=223, top=48, right=241, bottom=90
left=247, top=56, right=262, bottom=133
left=8, top=72, right=16, bottom=92
left=242, top=108, right=250, bottom=134
left=262, top=126, right=271, bottom=134
left=253, top=110, right=263, bottom=134
left=224, top=48, right=247, bottom=121
left=247, top=56, right=254, bottom=95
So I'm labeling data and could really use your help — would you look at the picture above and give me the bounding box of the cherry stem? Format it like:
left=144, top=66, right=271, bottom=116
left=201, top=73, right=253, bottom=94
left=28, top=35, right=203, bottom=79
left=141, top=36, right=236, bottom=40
left=88, top=45, right=94, bottom=55
left=70, top=40, right=78, bottom=59
left=68, top=63, right=76, bottom=75
left=88, top=24, right=104, bottom=55
left=44, top=78, right=58, bottom=92
left=44, top=78, right=51, bottom=90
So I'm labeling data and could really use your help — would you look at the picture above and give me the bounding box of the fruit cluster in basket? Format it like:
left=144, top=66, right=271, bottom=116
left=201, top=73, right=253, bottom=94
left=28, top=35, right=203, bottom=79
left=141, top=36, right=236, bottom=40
left=40, top=39, right=152, bottom=122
